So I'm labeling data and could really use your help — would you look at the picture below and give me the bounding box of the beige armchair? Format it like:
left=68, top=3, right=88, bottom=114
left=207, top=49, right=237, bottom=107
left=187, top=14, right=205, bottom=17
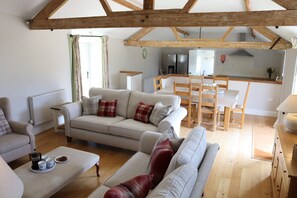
left=0, top=97, right=35, bottom=163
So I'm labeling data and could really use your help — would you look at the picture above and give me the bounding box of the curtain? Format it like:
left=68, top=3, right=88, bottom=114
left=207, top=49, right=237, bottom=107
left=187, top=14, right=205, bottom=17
left=70, top=35, right=83, bottom=101
left=102, top=36, right=110, bottom=88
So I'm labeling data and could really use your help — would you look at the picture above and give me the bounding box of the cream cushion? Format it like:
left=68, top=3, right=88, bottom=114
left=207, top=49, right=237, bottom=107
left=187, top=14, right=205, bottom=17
left=0, top=133, right=30, bottom=153
left=88, top=185, right=110, bottom=198
left=0, top=157, right=24, bottom=197
left=89, top=88, right=130, bottom=118
left=104, top=152, right=150, bottom=187
left=109, top=119, right=157, bottom=140
left=0, top=108, right=12, bottom=136
left=164, top=126, right=207, bottom=176
left=71, top=115, right=125, bottom=134
left=81, top=95, right=102, bottom=115
left=149, top=102, right=172, bottom=126
left=147, top=165, right=197, bottom=198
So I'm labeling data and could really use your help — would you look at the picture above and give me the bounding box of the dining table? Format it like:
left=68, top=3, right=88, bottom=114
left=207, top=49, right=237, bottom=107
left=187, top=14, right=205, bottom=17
left=156, top=85, right=239, bottom=131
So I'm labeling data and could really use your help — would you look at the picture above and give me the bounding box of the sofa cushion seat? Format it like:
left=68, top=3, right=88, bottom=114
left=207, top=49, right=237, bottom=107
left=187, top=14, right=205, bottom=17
left=0, top=133, right=30, bottom=154
left=109, top=119, right=158, bottom=140
left=104, top=152, right=150, bottom=187
left=88, top=185, right=110, bottom=198
left=71, top=115, right=125, bottom=134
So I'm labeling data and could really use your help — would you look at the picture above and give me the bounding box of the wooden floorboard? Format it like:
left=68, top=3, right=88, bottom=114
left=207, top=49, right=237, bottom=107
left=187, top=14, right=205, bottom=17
left=8, top=114, right=275, bottom=198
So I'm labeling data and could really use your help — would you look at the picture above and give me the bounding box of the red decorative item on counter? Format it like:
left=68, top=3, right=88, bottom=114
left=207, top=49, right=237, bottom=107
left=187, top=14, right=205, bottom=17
left=221, top=55, right=226, bottom=63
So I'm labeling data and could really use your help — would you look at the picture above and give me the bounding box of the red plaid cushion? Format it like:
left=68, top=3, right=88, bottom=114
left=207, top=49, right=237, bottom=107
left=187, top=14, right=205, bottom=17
left=97, top=99, right=117, bottom=117
left=134, top=102, right=154, bottom=124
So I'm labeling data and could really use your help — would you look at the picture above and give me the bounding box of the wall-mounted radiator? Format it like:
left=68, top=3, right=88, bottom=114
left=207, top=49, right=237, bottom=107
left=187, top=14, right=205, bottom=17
left=28, top=89, right=66, bottom=125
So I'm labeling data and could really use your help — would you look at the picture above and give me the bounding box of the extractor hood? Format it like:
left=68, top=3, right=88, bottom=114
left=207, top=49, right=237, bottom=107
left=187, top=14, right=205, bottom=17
left=229, top=49, right=254, bottom=57
left=229, top=33, right=254, bottom=57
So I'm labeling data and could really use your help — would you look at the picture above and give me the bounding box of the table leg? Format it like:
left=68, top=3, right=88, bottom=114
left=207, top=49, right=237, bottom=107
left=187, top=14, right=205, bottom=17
left=95, top=162, right=100, bottom=177
left=52, top=110, right=59, bottom=132
left=224, top=106, right=231, bottom=131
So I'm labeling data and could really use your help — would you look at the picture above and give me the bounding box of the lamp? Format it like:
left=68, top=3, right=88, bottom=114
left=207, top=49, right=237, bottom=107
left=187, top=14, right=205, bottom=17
left=277, top=94, right=297, bottom=132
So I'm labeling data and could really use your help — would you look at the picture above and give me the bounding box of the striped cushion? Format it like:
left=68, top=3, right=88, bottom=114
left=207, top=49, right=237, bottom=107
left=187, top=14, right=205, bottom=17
left=0, top=108, right=12, bottom=136
left=134, top=102, right=154, bottom=124
left=97, top=99, right=117, bottom=117
left=149, top=102, right=172, bottom=126
left=82, top=95, right=102, bottom=115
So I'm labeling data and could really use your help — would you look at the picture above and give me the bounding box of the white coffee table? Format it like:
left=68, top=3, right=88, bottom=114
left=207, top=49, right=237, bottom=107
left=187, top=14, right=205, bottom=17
left=14, top=146, right=100, bottom=198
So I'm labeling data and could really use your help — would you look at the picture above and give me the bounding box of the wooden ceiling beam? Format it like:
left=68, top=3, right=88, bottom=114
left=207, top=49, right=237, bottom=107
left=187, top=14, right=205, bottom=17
left=170, top=28, right=182, bottom=41
left=273, top=0, right=297, bottom=10
left=143, top=0, right=154, bottom=10
left=100, top=0, right=113, bottom=16
left=29, top=10, right=297, bottom=30
left=126, top=27, right=155, bottom=40
left=221, top=27, right=234, bottom=41
left=244, top=0, right=256, bottom=39
left=270, top=37, right=282, bottom=49
left=182, top=0, right=198, bottom=13
left=32, top=0, right=68, bottom=20
left=112, top=0, right=142, bottom=10
left=251, top=26, right=291, bottom=46
left=124, top=40, right=290, bottom=50
left=251, top=26, right=278, bottom=41
left=175, top=28, right=190, bottom=36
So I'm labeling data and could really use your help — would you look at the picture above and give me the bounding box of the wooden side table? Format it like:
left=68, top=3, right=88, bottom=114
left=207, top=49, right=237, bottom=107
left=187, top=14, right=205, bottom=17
left=50, top=102, right=70, bottom=132
left=271, top=124, right=297, bottom=198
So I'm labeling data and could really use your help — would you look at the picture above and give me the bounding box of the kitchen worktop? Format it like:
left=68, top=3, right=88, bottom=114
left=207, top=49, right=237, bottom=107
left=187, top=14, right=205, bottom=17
left=159, top=74, right=282, bottom=84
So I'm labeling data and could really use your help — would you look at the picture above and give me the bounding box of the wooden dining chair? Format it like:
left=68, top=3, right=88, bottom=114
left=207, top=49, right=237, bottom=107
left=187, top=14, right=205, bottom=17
left=213, top=76, right=229, bottom=89
left=191, top=82, right=202, bottom=124
left=198, top=84, right=221, bottom=131
left=230, top=82, right=251, bottom=129
left=153, top=76, right=163, bottom=92
left=174, top=82, right=196, bottom=128
left=189, top=75, right=204, bottom=85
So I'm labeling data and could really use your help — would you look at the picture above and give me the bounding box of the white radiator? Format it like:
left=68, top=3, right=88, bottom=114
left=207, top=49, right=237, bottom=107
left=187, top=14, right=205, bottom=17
left=28, top=89, right=66, bottom=125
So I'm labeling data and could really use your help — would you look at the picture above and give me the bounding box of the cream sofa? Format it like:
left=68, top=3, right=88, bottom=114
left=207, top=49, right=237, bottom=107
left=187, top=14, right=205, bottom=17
left=61, top=88, right=187, bottom=151
left=88, top=126, right=220, bottom=198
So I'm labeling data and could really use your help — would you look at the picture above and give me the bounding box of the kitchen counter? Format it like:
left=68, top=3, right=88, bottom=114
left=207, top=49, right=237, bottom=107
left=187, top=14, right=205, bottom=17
left=207, top=75, right=282, bottom=84
left=158, top=74, right=282, bottom=84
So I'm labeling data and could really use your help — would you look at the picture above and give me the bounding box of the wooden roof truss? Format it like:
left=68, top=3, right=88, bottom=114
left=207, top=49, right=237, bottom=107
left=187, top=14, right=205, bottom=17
left=29, top=0, right=295, bottom=49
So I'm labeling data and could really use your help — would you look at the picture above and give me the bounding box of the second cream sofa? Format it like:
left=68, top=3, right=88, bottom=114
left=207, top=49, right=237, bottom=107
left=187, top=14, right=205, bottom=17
left=61, top=88, right=187, bottom=151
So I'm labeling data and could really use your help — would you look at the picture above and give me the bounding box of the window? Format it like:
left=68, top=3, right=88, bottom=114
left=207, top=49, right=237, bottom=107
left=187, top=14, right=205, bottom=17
left=79, top=37, right=103, bottom=96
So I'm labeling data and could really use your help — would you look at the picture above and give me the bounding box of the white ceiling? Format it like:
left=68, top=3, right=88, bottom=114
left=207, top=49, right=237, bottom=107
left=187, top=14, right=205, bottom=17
left=0, top=0, right=296, bottom=41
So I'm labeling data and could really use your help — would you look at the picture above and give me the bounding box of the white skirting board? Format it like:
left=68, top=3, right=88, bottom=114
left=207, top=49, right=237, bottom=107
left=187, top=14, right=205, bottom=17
left=28, top=89, right=66, bottom=126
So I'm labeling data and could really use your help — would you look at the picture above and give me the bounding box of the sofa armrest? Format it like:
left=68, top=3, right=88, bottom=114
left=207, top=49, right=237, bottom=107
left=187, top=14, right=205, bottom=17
left=60, top=102, right=82, bottom=137
left=157, top=107, right=187, bottom=136
left=9, top=121, right=35, bottom=151
left=189, top=143, right=220, bottom=198
left=139, top=131, right=162, bottom=155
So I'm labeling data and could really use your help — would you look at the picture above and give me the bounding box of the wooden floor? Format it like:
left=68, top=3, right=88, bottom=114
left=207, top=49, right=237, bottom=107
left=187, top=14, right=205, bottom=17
left=9, top=114, right=275, bottom=198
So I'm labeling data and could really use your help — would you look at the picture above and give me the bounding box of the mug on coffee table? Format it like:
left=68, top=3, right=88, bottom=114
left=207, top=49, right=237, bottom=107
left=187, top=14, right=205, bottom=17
left=46, top=158, right=55, bottom=169
left=38, top=161, right=46, bottom=170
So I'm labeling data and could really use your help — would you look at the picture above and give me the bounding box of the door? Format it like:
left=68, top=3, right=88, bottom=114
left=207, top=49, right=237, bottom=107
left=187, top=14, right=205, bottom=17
left=177, top=54, right=188, bottom=74
left=79, top=37, right=103, bottom=96
left=163, top=54, right=176, bottom=74
left=188, top=50, right=214, bottom=76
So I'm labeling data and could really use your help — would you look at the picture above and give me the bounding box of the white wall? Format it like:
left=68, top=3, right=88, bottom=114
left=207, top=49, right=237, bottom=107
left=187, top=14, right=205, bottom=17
left=108, top=38, right=162, bottom=92
left=215, top=49, right=285, bottom=79
left=0, top=12, right=71, bottom=127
